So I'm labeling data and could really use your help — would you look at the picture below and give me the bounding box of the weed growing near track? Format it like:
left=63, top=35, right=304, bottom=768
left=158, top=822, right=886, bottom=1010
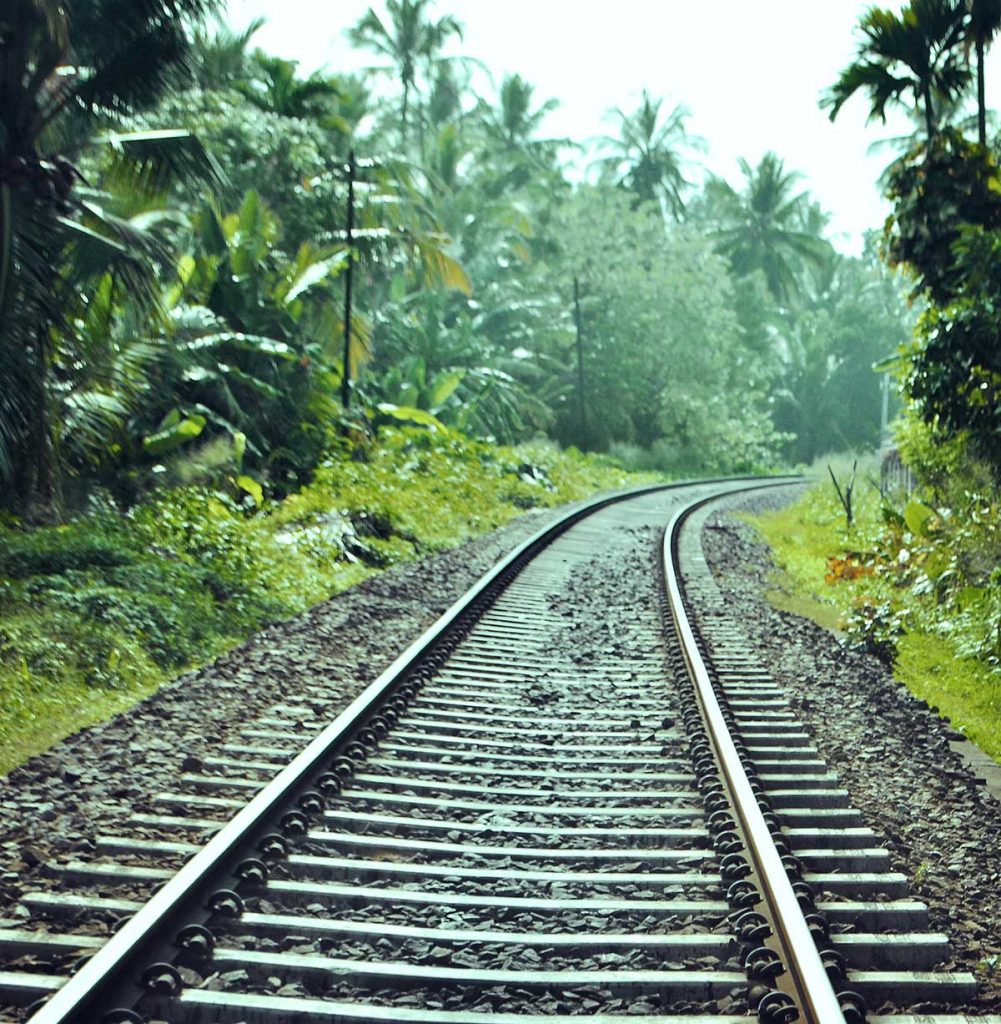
left=0, top=428, right=659, bottom=773
left=748, top=452, right=1001, bottom=761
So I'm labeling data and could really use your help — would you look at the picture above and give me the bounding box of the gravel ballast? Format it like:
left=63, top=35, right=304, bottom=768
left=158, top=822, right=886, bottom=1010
left=3, top=481, right=1000, bottom=1018
left=699, top=486, right=1001, bottom=1012
left=0, top=508, right=566, bottom=923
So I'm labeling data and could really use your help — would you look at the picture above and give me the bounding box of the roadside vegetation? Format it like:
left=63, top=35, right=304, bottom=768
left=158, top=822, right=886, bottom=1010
left=750, top=424, right=1001, bottom=760
left=740, top=0, right=1001, bottom=763
left=0, top=428, right=653, bottom=772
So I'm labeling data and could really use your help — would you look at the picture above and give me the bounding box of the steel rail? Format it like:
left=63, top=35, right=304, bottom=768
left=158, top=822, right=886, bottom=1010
left=28, top=476, right=795, bottom=1024
left=662, top=496, right=848, bottom=1024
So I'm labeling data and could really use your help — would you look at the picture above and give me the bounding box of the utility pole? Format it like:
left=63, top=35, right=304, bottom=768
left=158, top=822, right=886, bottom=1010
left=880, top=371, right=890, bottom=448
left=341, top=150, right=356, bottom=411
left=573, top=276, right=587, bottom=442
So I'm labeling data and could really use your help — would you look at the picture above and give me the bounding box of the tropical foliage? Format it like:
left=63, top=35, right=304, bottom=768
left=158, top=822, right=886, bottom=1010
left=597, top=91, right=702, bottom=220
left=2, top=0, right=968, bottom=768
left=828, top=0, right=1001, bottom=477
left=0, top=427, right=656, bottom=770
left=2, top=0, right=920, bottom=526
left=748, top=442, right=1001, bottom=760
left=745, top=0, right=1001, bottom=762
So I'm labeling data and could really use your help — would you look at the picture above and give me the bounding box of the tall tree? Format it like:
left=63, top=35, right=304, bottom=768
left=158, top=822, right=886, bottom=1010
left=481, top=75, right=559, bottom=152
left=0, top=0, right=221, bottom=519
left=348, top=0, right=463, bottom=148
left=823, top=0, right=970, bottom=145
left=598, top=91, right=702, bottom=220
left=705, top=153, right=833, bottom=307
left=191, top=16, right=264, bottom=90
left=473, top=74, right=567, bottom=195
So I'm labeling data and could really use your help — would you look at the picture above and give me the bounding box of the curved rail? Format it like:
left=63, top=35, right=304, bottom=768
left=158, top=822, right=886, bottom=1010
left=662, top=498, right=847, bottom=1024
left=28, top=477, right=795, bottom=1024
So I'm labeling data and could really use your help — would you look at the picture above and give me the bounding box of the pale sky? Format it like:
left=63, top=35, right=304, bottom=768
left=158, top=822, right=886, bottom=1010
left=223, top=0, right=1001, bottom=255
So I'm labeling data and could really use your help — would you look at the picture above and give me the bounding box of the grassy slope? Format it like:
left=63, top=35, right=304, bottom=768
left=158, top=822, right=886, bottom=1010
left=0, top=429, right=661, bottom=773
left=747, top=482, right=1001, bottom=760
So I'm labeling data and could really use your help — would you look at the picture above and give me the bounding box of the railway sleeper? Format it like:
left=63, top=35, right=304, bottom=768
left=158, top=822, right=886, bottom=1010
left=303, top=831, right=713, bottom=861
left=148, top=946, right=753, bottom=998
left=358, top=759, right=694, bottom=781
left=0, top=963, right=977, bottom=1016
left=375, top=742, right=679, bottom=767
left=315, top=808, right=708, bottom=841
left=90, top=831, right=892, bottom=877
left=0, top=914, right=953, bottom=972
left=144, top=990, right=1001, bottom=1024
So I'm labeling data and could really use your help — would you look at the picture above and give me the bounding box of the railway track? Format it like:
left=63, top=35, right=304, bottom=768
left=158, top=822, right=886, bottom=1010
left=0, top=479, right=994, bottom=1023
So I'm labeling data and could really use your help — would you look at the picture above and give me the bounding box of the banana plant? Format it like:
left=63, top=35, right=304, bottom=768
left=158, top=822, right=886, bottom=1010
left=370, top=289, right=550, bottom=442
left=142, top=191, right=362, bottom=482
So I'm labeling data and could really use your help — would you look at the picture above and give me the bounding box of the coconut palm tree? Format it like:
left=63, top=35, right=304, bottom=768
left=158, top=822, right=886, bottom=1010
left=597, top=91, right=703, bottom=220
left=237, top=55, right=346, bottom=127
left=348, top=0, right=463, bottom=148
left=473, top=74, right=568, bottom=197
left=823, top=0, right=970, bottom=145
left=0, top=0, right=222, bottom=519
left=191, top=16, right=265, bottom=90
left=481, top=75, right=560, bottom=152
left=706, top=153, right=834, bottom=307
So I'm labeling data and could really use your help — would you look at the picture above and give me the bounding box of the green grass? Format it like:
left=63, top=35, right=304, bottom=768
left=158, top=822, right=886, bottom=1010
left=0, top=428, right=662, bottom=774
left=747, top=479, right=1001, bottom=762
left=896, top=633, right=1001, bottom=760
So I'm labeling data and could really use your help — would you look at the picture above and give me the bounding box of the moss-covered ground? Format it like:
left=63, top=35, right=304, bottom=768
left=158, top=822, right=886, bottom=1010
left=0, top=428, right=662, bottom=773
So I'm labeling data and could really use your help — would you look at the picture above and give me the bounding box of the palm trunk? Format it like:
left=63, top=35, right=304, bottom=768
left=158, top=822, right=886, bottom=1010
left=10, top=338, right=62, bottom=523
left=417, top=97, right=425, bottom=163
left=401, top=81, right=410, bottom=148
left=1, top=188, right=63, bottom=523
left=0, top=186, right=12, bottom=317
left=922, top=78, right=936, bottom=146
left=572, top=276, right=587, bottom=446
left=341, top=151, right=356, bottom=412
left=978, top=36, right=987, bottom=148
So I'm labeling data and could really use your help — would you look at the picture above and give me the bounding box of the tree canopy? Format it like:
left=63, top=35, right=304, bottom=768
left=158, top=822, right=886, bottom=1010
left=0, top=0, right=920, bottom=522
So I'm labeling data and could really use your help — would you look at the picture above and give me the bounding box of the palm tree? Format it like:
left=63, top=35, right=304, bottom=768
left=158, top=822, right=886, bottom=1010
left=472, top=74, right=568, bottom=198
left=823, top=0, right=970, bottom=145
left=348, top=0, right=463, bottom=148
left=597, top=91, right=703, bottom=220
left=706, top=153, right=834, bottom=307
left=481, top=75, right=558, bottom=150
left=0, top=0, right=222, bottom=519
left=191, top=16, right=265, bottom=90
left=966, top=0, right=1001, bottom=146
left=237, top=55, right=345, bottom=126
left=867, top=91, right=989, bottom=184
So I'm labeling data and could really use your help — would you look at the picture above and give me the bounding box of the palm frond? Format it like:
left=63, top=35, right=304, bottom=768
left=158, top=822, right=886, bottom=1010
left=58, top=216, right=159, bottom=310
left=67, top=20, right=192, bottom=118
left=95, top=130, right=227, bottom=196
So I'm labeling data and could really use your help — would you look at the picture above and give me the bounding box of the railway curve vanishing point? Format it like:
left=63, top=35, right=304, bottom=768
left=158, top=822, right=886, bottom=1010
left=0, top=477, right=994, bottom=1024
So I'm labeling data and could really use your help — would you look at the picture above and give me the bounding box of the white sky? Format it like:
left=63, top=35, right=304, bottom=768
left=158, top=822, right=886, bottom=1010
left=223, top=0, right=1001, bottom=255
